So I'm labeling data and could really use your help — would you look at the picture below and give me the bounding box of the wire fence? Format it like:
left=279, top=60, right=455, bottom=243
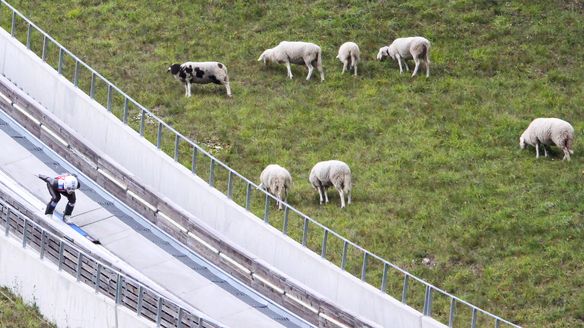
left=0, top=1, right=521, bottom=327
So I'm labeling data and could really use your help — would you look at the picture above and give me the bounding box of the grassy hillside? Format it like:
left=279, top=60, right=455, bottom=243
left=0, top=287, right=54, bottom=327
left=5, top=0, right=584, bottom=326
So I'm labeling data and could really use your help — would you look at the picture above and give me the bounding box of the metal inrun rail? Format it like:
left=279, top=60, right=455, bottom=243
left=0, top=1, right=521, bottom=327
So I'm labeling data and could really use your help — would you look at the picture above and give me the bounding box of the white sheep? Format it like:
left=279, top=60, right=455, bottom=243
left=168, top=62, right=232, bottom=97
left=309, top=160, right=352, bottom=208
left=377, top=36, right=431, bottom=77
left=520, top=118, right=575, bottom=160
left=258, top=41, right=324, bottom=81
left=336, top=42, right=361, bottom=76
left=259, top=164, right=292, bottom=210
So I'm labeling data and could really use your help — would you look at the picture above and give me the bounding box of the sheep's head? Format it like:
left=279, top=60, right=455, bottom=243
left=168, top=64, right=181, bottom=75
left=519, top=136, right=526, bottom=149
left=258, top=49, right=272, bottom=64
left=376, top=46, right=390, bottom=61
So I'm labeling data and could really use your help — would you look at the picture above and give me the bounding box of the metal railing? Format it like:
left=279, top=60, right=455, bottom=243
left=0, top=190, right=224, bottom=328
left=0, top=2, right=520, bottom=327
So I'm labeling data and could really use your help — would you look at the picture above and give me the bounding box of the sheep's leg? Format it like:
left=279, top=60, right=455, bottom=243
left=563, top=147, right=571, bottom=161
left=286, top=61, right=293, bottom=79
left=342, top=62, right=347, bottom=74
left=412, top=57, right=421, bottom=77
left=324, top=187, right=329, bottom=203
left=347, top=189, right=352, bottom=204
left=184, top=83, right=188, bottom=97
left=224, top=82, right=232, bottom=97
left=336, top=187, right=346, bottom=208
left=187, top=81, right=192, bottom=97
left=353, top=62, right=358, bottom=76
left=535, top=143, right=540, bottom=158
left=315, top=186, right=324, bottom=204
left=404, top=61, right=410, bottom=72
left=277, top=193, right=283, bottom=210
left=306, top=62, right=314, bottom=80
left=543, top=145, right=549, bottom=157
left=397, top=56, right=404, bottom=74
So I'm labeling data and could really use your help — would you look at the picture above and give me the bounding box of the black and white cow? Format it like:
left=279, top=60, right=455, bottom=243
left=168, top=61, right=232, bottom=97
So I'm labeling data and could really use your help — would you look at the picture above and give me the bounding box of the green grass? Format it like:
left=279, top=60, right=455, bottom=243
left=4, top=0, right=584, bottom=326
left=0, top=287, right=55, bottom=327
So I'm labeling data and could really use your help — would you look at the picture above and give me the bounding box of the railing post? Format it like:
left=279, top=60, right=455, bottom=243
left=106, top=84, right=112, bottom=112
left=245, top=182, right=251, bottom=210
left=22, top=220, right=28, bottom=247
left=139, top=110, right=145, bottom=136
left=302, top=217, right=308, bottom=246
left=380, top=262, right=389, bottom=292
left=448, top=298, right=455, bottom=327
left=177, top=308, right=183, bottom=328
left=57, top=48, right=63, bottom=74
left=263, top=193, right=270, bottom=223
left=191, top=146, right=198, bottom=174
left=137, top=286, right=144, bottom=316
left=41, top=35, right=48, bottom=61
left=95, top=263, right=101, bottom=292
left=471, top=308, right=478, bottom=328
left=282, top=206, right=289, bottom=235
left=6, top=210, right=10, bottom=236
left=40, top=231, right=46, bottom=259
left=361, top=252, right=368, bottom=281
left=156, top=122, right=162, bottom=149
left=26, top=23, right=32, bottom=49
left=10, top=11, right=15, bottom=37
left=174, top=134, right=180, bottom=161
left=495, top=318, right=501, bottom=328
left=320, top=230, right=328, bottom=258
left=401, top=274, right=409, bottom=304
left=423, top=285, right=432, bottom=316
left=115, top=273, right=123, bottom=304
left=4, top=211, right=9, bottom=236
left=73, top=60, right=80, bottom=87
left=341, top=240, right=348, bottom=270
left=76, top=253, right=83, bottom=281
left=227, top=171, right=233, bottom=199
left=208, top=159, right=215, bottom=186
left=58, top=242, right=64, bottom=270
left=89, top=72, right=96, bottom=98
left=156, top=297, right=163, bottom=327
left=122, top=97, right=129, bottom=123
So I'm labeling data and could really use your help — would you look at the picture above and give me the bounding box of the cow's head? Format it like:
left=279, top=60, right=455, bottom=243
left=168, top=64, right=181, bottom=75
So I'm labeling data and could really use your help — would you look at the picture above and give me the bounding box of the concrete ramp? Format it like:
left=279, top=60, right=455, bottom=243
left=0, top=104, right=311, bottom=327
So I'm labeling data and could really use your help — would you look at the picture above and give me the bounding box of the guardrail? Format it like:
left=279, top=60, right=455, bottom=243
left=0, top=189, right=224, bottom=328
left=0, top=1, right=521, bottom=327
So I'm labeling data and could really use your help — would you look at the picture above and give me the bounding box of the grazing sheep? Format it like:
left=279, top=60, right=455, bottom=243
left=336, top=42, right=361, bottom=76
left=168, top=62, right=232, bottom=97
left=309, top=160, right=352, bottom=208
left=258, top=41, right=324, bottom=81
left=520, top=118, right=575, bottom=160
left=377, top=36, right=431, bottom=77
left=259, top=164, right=292, bottom=210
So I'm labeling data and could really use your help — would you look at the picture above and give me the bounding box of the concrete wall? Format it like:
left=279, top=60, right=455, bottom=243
left=0, top=233, right=154, bottom=328
left=0, top=28, right=446, bottom=328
